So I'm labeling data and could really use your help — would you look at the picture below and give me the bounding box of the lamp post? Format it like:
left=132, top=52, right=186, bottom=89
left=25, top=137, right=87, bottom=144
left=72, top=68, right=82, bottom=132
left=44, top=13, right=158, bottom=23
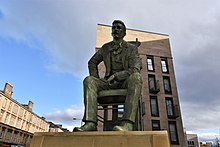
left=73, top=117, right=83, bottom=126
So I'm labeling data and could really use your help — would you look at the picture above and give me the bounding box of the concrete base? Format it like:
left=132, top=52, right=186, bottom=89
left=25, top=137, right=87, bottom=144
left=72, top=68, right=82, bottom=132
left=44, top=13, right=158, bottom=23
left=30, top=131, right=170, bottom=147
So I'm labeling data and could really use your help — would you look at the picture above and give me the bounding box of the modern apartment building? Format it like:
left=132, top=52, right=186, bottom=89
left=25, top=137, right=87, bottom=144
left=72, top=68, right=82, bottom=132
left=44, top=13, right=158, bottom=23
left=96, top=24, right=186, bottom=146
left=0, top=82, right=49, bottom=147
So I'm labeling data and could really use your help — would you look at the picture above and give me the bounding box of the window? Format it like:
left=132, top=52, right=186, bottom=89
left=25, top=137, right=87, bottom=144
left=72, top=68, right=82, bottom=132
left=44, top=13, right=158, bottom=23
left=147, top=56, right=154, bottom=71
left=165, top=98, right=175, bottom=118
left=16, top=118, right=22, bottom=128
left=152, top=120, right=160, bottom=130
left=3, top=98, right=7, bottom=108
left=9, top=115, right=16, bottom=126
left=12, top=131, right=19, bottom=143
left=168, top=121, right=179, bottom=144
left=5, top=129, right=13, bottom=141
left=19, top=108, right=24, bottom=117
left=5, top=113, right=10, bottom=124
left=8, top=102, right=13, bottom=111
left=18, top=133, right=23, bottom=144
left=0, top=109, right=4, bottom=120
left=0, top=127, right=6, bottom=139
left=21, top=120, right=25, bottom=130
left=163, top=76, right=172, bottom=94
left=12, top=105, right=19, bottom=114
left=188, top=141, right=195, bottom=147
left=148, top=75, right=159, bottom=93
left=161, top=58, right=169, bottom=73
left=24, top=111, right=27, bottom=119
left=150, top=96, right=159, bottom=117
left=23, top=134, right=28, bottom=144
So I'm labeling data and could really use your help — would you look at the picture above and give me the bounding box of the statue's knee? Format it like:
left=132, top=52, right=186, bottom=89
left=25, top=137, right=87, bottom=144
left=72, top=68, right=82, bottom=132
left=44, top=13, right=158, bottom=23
left=83, top=76, right=96, bottom=85
left=128, top=73, right=142, bottom=84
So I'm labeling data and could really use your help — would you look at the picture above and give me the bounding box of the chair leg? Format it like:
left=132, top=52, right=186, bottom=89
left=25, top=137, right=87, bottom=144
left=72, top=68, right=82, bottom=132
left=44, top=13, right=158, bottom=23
left=103, top=106, right=108, bottom=131
left=112, top=105, right=118, bottom=124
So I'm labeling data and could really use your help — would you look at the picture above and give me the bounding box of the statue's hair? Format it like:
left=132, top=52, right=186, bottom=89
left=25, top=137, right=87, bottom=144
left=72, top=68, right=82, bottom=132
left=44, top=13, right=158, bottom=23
left=112, top=20, right=126, bottom=30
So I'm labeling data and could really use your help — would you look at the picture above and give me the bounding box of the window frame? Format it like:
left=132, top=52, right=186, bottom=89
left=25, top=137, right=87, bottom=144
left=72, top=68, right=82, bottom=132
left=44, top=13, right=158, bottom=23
left=148, top=74, right=159, bottom=93
left=161, top=58, right=169, bottom=73
left=150, top=96, right=159, bottom=117
left=147, top=56, right=155, bottom=72
left=152, top=120, right=161, bottom=131
left=165, top=97, right=175, bottom=118
left=163, top=76, right=172, bottom=94
left=168, top=121, right=179, bottom=145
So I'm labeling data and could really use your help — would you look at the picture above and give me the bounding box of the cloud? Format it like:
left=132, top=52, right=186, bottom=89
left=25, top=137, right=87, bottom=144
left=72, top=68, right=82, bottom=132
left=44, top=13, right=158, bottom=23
left=44, top=105, right=84, bottom=126
left=0, top=0, right=98, bottom=77
left=188, top=130, right=220, bottom=142
left=182, top=102, right=220, bottom=131
left=198, top=132, right=220, bottom=142
left=175, top=6, right=220, bottom=133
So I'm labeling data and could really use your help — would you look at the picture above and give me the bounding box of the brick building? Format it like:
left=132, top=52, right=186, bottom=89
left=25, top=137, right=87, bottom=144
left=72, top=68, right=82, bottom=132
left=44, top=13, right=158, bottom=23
left=96, top=24, right=186, bottom=146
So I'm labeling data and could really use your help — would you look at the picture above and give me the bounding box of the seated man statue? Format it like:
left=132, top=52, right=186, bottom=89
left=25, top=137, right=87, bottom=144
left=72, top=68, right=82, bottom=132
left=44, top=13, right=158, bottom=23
left=74, top=20, right=142, bottom=132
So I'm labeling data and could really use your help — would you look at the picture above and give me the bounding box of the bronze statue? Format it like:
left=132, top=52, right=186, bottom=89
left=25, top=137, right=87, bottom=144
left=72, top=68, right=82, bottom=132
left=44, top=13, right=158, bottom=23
left=73, top=20, right=142, bottom=131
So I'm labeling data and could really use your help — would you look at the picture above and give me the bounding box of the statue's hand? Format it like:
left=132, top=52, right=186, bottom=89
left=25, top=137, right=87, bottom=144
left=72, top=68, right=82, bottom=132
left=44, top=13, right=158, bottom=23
left=107, top=74, right=116, bottom=85
left=100, top=78, right=108, bottom=83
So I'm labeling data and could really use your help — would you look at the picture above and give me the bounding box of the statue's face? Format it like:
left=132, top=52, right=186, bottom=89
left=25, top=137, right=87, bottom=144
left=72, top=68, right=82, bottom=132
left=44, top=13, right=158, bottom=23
left=112, top=23, right=126, bottom=40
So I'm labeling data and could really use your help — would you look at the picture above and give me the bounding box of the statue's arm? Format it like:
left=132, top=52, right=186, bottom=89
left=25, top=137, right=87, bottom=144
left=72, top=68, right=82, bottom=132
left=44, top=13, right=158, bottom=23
left=88, top=50, right=103, bottom=78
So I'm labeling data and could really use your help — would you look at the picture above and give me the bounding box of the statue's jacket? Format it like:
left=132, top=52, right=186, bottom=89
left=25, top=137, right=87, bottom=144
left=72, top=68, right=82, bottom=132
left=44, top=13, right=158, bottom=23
left=88, top=40, right=142, bottom=81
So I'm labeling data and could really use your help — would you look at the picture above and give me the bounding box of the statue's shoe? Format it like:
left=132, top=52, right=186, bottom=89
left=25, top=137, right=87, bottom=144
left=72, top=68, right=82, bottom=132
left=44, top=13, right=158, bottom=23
left=113, top=122, right=133, bottom=131
left=73, top=122, right=97, bottom=132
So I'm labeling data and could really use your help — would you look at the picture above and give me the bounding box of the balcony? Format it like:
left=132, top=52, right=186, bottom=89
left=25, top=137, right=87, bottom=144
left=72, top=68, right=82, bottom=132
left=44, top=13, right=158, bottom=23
left=149, top=80, right=160, bottom=94
left=168, top=104, right=180, bottom=119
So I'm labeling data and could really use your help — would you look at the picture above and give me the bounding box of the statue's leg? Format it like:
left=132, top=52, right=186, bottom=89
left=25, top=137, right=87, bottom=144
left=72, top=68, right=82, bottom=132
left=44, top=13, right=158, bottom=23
left=82, top=76, right=109, bottom=124
left=122, top=72, right=142, bottom=123
left=113, top=72, right=142, bottom=131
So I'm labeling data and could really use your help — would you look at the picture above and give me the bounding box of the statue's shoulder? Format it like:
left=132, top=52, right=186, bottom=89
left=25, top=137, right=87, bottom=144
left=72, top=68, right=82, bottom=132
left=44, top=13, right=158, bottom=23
left=127, top=40, right=140, bottom=48
left=101, top=41, right=113, bottom=49
left=99, top=41, right=114, bottom=53
left=124, top=41, right=138, bottom=51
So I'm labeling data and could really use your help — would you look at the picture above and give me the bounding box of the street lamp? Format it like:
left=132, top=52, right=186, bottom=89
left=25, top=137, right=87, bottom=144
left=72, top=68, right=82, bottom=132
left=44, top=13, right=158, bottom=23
left=73, top=117, right=83, bottom=126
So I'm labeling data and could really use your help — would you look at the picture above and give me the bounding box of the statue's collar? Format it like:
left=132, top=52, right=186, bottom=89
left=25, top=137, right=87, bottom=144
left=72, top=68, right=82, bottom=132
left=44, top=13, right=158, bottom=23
left=110, top=40, right=128, bottom=48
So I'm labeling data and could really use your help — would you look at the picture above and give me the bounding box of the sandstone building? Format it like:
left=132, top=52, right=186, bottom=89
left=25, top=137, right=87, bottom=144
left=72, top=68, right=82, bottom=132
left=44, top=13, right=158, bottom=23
left=0, top=82, right=49, bottom=147
left=96, top=24, right=186, bottom=146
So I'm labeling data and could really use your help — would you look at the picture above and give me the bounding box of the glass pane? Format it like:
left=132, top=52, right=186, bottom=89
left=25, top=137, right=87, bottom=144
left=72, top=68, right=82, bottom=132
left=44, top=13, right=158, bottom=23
left=166, top=100, right=174, bottom=116
left=147, top=58, right=154, bottom=71
left=169, top=123, right=177, bottom=142
left=152, top=122, right=159, bottom=128
left=151, top=98, right=158, bottom=116
left=161, top=60, right=168, bottom=72
left=164, top=78, right=171, bottom=92
left=149, top=77, right=155, bottom=90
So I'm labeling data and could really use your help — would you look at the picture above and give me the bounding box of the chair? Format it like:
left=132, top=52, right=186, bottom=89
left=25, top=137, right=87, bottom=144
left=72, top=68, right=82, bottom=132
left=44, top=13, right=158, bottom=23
left=97, top=89, right=127, bottom=131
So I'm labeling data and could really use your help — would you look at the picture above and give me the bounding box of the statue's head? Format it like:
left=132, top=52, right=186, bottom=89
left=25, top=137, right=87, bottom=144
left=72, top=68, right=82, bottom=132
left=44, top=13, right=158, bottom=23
left=111, top=20, right=126, bottom=40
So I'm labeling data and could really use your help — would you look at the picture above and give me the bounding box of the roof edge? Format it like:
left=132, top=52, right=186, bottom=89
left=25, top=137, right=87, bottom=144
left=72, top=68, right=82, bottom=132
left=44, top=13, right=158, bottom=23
left=97, top=23, right=169, bottom=36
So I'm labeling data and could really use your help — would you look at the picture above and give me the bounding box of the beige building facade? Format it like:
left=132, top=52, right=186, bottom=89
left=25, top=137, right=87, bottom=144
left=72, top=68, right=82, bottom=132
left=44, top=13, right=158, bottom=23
left=0, top=82, right=49, bottom=147
left=96, top=24, right=186, bottom=146
left=187, top=134, right=199, bottom=147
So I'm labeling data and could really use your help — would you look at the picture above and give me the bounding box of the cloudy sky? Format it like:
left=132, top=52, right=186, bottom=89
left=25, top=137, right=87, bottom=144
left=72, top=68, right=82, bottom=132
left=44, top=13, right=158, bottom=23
left=0, top=0, right=220, bottom=141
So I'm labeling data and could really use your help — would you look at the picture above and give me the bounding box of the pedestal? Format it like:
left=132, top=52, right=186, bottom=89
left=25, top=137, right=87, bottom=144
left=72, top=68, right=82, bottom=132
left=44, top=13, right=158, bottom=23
left=30, top=131, right=170, bottom=147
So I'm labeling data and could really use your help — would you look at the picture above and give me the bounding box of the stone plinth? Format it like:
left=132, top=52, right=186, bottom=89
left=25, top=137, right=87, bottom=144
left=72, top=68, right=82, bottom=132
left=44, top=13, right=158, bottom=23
left=30, top=131, right=170, bottom=147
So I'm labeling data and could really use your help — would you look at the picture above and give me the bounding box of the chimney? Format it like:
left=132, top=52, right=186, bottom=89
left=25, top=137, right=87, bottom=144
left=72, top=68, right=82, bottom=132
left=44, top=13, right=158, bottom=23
left=3, top=82, right=13, bottom=98
left=28, top=100, right=34, bottom=111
